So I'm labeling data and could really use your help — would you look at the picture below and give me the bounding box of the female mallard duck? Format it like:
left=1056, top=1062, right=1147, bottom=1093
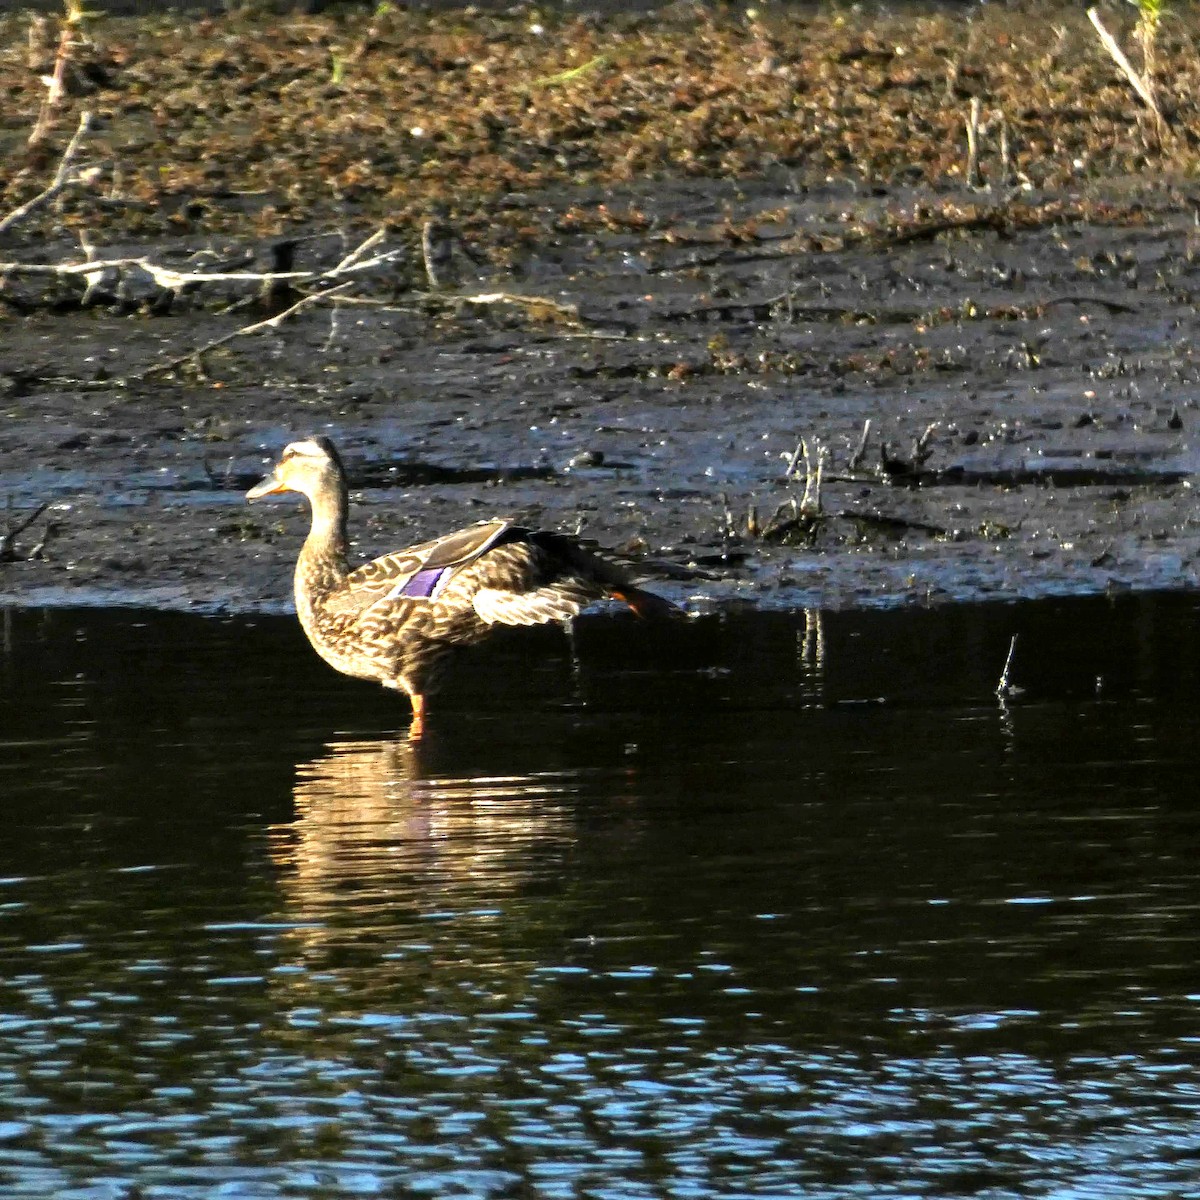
left=247, top=437, right=677, bottom=737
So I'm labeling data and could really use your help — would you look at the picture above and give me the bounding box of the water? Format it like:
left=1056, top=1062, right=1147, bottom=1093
left=3, top=595, right=1200, bottom=1198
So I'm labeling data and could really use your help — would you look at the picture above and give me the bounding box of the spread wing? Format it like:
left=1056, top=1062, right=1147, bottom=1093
left=465, top=535, right=631, bottom=626
left=323, top=518, right=519, bottom=619
left=472, top=582, right=598, bottom=626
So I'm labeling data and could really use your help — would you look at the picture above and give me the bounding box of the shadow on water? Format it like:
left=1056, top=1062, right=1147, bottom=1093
left=2, top=595, right=1200, bottom=1196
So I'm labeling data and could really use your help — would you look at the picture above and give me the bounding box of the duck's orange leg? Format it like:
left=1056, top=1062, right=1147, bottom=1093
left=611, top=586, right=679, bottom=620
left=409, top=693, right=427, bottom=739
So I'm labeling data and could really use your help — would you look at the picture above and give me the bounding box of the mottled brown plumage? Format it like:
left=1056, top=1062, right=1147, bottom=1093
left=247, top=436, right=677, bottom=736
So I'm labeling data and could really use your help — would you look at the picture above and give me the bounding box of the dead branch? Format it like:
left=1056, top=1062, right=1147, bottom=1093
left=435, top=290, right=581, bottom=323
left=130, top=282, right=355, bottom=380
left=333, top=225, right=388, bottom=273
left=0, top=243, right=403, bottom=293
left=911, top=422, right=939, bottom=467
left=27, top=5, right=85, bottom=147
left=965, top=97, right=982, bottom=187
left=848, top=419, right=872, bottom=470
left=799, top=438, right=826, bottom=515
left=840, top=510, right=947, bottom=537
left=874, top=208, right=1010, bottom=248
left=1087, top=7, right=1167, bottom=132
left=0, top=109, right=93, bottom=236
left=995, top=633, right=1020, bottom=698
left=421, top=217, right=445, bottom=288
left=1, top=500, right=50, bottom=562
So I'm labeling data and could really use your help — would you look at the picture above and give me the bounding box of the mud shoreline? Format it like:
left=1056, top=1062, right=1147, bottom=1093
left=2, top=3, right=1199, bottom=615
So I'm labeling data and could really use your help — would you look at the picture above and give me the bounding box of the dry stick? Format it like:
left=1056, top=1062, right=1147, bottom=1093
left=332, top=225, right=388, bottom=274
left=782, top=439, right=805, bottom=479
left=965, top=97, right=982, bottom=187
left=28, top=15, right=77, bottom=146
left=131, top=282, right=355, bottom=380
left=77, top=228, right=106, bottom=305
left=718, top=492, right=737, bottom=542
left=444, top=291, right=581, bottom=323
left=799, top=439, right=825, bottom=515
left=995, top=634, right=1019, bottom=698
left=848, top=419, right=872, bottom=471
left=745, top=503, right=760, bottom=539
left=0, top=247, right=402, bottom=289
left=912, top=421, right=939, bottom=466
left=0, top=500, right=50, bottom=562
left=0, top=109, right=92, bottom=235
left=1086, top=7, right=1167, bottom=131
left=421, top=218, right=443, bottom=288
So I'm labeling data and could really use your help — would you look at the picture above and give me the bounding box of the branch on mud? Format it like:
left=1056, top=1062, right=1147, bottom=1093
left=0, top=109, right=93, bottom=236
left=424, top=289, right=583, bottom=324
left=1041, top=294, right=1139, bottom=315
left=872, top=208, right=1012, bottom=248
left=658, top=295, right=922, bottom=324
left=743, top=495, right=949, bottom=547
left=27, top=0, right=94, bottom=147
left=1, top=500, right=54, bottom=563
left=965, top=97, right=982, bottom=188
left=1086, top=7, right=1168, bottom=135
left=0, top=241, right=401, bottom=291
left=129, top=282, right=356, bottom=381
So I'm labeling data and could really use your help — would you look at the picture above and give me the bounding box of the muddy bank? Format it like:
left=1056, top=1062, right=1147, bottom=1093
left=2, top=3, right=1200, bottom=613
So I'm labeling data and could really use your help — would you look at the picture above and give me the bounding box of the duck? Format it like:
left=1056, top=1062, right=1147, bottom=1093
left=246, top=436, right=678, bottom=737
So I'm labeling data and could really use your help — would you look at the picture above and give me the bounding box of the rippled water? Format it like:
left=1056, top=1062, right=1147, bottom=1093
left=3, top=596, right=1200, bottom=1198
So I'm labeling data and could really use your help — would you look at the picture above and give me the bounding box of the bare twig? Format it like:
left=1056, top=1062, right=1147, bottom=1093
left=799, top=438, right=826, bottom=515
left=848, top=419, right=872, bottom=470
left=132, top=282, right=355, bottom=380
left=965, top=97, right=982, bottom=187
left=442, top=290, right=581, bottom=323
left=421, top=215, right=449, bottom=288
left=719, top=491, right=736, bottom=541
left=28, top=17, right=75, bottom=145
left=1087, top=7, right=1167, bottom=131
left=912, top=422, right=939, bottom=467
left=1, top=500, right=50, bottom=562
left=332, top=225, right=388, bottom=274
left=77, top=227, right=107, bottom=305
left=0, top=245, right=403, bottom=289
left=0, top=109, right=93, bottom=235
left=995, top=634, right=1020, bottom=698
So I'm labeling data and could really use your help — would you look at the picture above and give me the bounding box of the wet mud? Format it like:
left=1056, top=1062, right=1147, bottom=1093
left=3, top=4, right=1200, bottom=614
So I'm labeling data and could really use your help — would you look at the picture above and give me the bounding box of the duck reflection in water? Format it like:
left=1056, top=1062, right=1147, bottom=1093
left=267, top=736, right=584, bottom=945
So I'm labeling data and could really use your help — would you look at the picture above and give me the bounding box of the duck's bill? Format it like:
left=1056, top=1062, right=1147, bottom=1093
left=246, top=473, right=286, bottom=500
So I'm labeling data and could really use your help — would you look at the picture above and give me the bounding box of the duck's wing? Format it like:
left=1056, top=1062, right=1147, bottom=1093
left=463, top=533, right=632, bottom=627
left=471, top=581, right=598, bottom=625
left=327, top=518, right=520, bottom=619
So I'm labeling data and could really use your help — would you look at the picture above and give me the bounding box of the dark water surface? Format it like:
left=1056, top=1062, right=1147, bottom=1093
left=3, top=596, right=1200, bottom=1198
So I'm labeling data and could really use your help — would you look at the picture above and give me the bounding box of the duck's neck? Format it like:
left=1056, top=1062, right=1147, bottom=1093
left=296, top=478, right=350, bottom=600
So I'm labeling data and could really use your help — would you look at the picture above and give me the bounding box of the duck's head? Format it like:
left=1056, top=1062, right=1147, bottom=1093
left=247, top=436, right=346, bottom=501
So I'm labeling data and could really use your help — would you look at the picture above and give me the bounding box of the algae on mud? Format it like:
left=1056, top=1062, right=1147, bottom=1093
left=2, top=2, right=1200, bottom=613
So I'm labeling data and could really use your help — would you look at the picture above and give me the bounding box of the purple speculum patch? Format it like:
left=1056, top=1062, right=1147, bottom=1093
left=399, top=566, right=448, bottom=599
